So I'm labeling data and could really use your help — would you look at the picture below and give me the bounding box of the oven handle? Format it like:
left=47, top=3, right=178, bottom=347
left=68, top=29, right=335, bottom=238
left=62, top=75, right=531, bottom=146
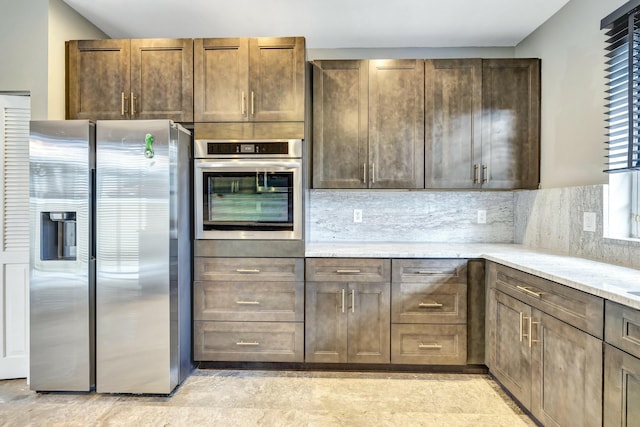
left=194, top=160, right=301, bottom=170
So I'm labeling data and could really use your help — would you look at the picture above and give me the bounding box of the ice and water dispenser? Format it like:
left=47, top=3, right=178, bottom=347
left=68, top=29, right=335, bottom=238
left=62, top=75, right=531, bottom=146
left=40, top=211, right=77, bottom=260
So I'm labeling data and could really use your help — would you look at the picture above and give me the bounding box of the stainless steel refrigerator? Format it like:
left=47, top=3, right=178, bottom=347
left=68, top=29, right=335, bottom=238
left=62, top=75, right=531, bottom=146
left=29, top=120, right=192, bottom=394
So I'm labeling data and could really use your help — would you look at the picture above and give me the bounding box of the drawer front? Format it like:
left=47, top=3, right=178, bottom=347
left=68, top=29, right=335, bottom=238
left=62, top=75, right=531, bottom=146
left=391, top=282, right=467, bottom=324
left=391, top=324, right=467, bottom=365
left=306, top=258, right=390, bottom=282
left=194, top=321, right=304, bottom=362
left=491, top=262, right=604, bottom=338
left=392, top=259, right=467, bottom=285
left=194, top=281, right=304, bottom=322
left=605, top=300, right=640, bottom=359
left=194, top=257, right=303, bottom=282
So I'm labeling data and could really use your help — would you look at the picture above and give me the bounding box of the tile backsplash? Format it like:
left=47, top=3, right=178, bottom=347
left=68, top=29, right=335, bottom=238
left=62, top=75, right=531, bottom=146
left=308, top=190, right=514, bottom=243
left=514, top=184, right=639, bottom=269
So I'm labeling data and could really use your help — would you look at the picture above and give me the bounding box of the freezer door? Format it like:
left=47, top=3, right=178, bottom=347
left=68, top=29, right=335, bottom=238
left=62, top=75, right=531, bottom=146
left=29, top=120, right=95, bottom=392
left=96, top=120, right=177, bottom=394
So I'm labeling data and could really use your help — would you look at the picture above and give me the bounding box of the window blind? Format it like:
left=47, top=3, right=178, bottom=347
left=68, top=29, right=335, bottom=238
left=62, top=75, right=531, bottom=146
left=603, top=8, right=640, bottom=173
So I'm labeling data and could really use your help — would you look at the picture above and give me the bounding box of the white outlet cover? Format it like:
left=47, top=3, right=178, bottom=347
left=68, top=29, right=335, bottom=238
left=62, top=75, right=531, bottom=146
left=353, top=209, right=363, bottom=223
left=477, top=210, right=487, bottom=224
left=583, top=212, right=596, bottom=232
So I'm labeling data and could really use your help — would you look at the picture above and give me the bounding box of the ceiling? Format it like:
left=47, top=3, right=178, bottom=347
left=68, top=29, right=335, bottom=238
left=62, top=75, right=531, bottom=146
left=62, top=0, right=572, bottom=48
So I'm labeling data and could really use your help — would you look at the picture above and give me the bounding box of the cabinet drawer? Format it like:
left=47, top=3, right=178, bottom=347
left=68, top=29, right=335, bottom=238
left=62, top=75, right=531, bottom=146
left=194, top=281, right=303, bottom=322
left=391, top=324, right=467, bottom=365
left=306, top=258, right=390, bottom=282
left=605, top=300, right=640, bottom=359
left=194, top=257, right=303, bottom=282
left=392, top=259, right=467, bottom=284
left=491, top=263, right=604, bottom=338
left=392, top=282, right=467, bottom=324
left=194, top=321, right=304, bottom=362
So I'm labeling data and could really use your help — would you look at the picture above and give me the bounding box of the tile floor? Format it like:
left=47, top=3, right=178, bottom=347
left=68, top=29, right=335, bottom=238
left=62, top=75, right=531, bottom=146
left=0, top=369, right=536, bottom=426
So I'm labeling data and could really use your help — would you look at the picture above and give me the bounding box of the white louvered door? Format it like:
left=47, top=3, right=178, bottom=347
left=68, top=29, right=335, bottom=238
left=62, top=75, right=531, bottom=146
left=0, top=94, right=30, bottom=379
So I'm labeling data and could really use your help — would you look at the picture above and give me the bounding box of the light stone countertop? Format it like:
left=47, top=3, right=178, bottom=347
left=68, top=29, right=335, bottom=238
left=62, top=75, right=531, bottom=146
left=305, top=242, right=640, bottom=310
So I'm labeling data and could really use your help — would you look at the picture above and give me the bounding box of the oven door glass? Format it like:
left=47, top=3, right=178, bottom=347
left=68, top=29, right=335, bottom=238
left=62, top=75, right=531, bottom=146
left=203, top=171, right=294, bottom=231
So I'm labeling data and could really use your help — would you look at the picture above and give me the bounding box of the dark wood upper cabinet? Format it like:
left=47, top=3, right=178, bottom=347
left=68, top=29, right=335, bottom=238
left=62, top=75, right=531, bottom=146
left=369, top=59, right=425, bottom=189
left=481, top=58, right=540, bottom=190
left=312, top=59, right=424, bottom=189
left=425, top=59, right=482, bottom=189
left=194, top=37, right=305, bottom=123
left=66, top=39, right=193, bottom=121
left=312, top=60, right=369, bottom=189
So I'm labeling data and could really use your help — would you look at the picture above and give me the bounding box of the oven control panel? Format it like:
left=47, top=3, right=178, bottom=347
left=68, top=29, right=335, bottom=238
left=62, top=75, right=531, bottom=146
left=194, top=139, right=302, bottom=159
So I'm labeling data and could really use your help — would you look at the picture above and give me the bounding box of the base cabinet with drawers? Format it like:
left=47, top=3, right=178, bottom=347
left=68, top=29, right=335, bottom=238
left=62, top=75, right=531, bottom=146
left=193, top=257, right=304, bottom=362
left=391, top=259, right=467, bottom=365
left=485, top=262, right=604, bottom=427
left=604, top=301, right=640, bottom=427
left=305, top=258, right=391, bottom=364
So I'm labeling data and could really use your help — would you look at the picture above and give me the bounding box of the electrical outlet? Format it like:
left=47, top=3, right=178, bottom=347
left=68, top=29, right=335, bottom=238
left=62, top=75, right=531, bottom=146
left=353, top=209, right=363, bottom=223
left=583, top=212, right=596, bottom=232
left=477, top=209, right=487, bottom=224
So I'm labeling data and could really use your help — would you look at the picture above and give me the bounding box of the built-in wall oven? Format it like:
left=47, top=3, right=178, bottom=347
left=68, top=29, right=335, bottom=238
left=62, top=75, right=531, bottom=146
left=194, top=139, right=303, bottom=241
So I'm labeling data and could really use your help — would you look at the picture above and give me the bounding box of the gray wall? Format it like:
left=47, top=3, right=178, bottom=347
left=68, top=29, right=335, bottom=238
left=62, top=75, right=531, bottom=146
left=515, top=0, right=626, bottom=189
left=0, top=0, right=106, bottom=120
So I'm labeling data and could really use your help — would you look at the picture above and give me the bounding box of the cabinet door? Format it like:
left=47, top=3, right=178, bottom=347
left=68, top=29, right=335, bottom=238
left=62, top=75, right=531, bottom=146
left=312, top=60, right=368, bottom=188
left=66, top=39, right=130, bottom=120
left=481, top=59, right=540, bottom=189
left=249, top=37, right=305, bottom=122
left=348, top=282, right=391, bottom=364
left=425, top=59, right=482, bottom=189
left=194, top=38, right=249, bottom=122
left=604, top=344, right=640, bottom=427
left=130, top=39, right=193, bottom=121
left=531, top=310, right=602, bottom=427
left=489, top=290, right=532, bottom=409
left=369, top=60, right=425, bottom=188
left=305, top=282, right=348, bottom=363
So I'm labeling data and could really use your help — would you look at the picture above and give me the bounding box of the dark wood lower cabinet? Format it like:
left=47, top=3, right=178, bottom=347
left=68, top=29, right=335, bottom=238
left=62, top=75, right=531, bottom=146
left=604, top=344, right=640, bottom=427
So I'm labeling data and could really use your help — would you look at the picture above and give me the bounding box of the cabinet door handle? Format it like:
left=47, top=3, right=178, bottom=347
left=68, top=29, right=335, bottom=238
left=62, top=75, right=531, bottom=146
left=130, top=92, right=136, bottom=117
left=241, top=91, right=246, bottom=116
left=236, top=301, right=260, bottom=305
left=473, top=164, right=480, bottom=184
left=418, top=343, right=442, bottom=350
left=236, top=269, right=261, bottom=274
left=482, top=165, right=488, bottom=183
left=529, top=320, right=540, bottom=347
left=121, top=92, right=128, bottom=116
left=516, top=286, right=542, bottom=298
left=351, top=289, right=355, bottom=313
left=251, top=91, right=255, bottom=115
left=519, top=312, right=524, bottom=342
left=341, top=289, right=345, bottom=313
left=336, top=269, right=361, bottom=274
left=371, top=163, right=375, bottom=184
left=236, top=341, right=260, bottom=346
left=418, top=302, right=443, bottom=308
left=363, top=163, right=367, bottom=183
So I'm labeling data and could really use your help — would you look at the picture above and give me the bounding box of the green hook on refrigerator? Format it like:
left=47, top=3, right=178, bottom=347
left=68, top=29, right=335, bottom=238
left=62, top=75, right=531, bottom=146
left=144, top=133, right=154, bottom=158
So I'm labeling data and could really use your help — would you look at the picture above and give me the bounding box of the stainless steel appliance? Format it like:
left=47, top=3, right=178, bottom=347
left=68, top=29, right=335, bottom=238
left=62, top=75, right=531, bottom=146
left=194, top=139, right=303, bottom=243
left=29, top=120, right=191, bottom=394
left=29, top=120, right=95, bottom=392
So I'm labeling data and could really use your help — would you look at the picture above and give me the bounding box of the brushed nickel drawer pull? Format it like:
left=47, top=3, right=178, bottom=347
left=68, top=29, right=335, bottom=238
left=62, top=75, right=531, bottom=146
left=236, top=269, right=261, bottom=274
left=419, top=302, right=443, bottom=308
left=336, top=269, right=361, bottom=274
left=419, top=343, right=442, bottom=350
left=473, top=164, right=480, bottom=184
left=516, top=285, right=542, bottom=298
left=416, top=270, right=449, bottom=275
left=236, top=341, right=259, bottom=346
left=236, top=301, right=260, bottom=305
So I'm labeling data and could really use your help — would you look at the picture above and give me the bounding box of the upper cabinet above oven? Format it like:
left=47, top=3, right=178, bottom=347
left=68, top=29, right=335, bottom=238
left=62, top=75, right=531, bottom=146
left=194, top=37, right=306, bottom=123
